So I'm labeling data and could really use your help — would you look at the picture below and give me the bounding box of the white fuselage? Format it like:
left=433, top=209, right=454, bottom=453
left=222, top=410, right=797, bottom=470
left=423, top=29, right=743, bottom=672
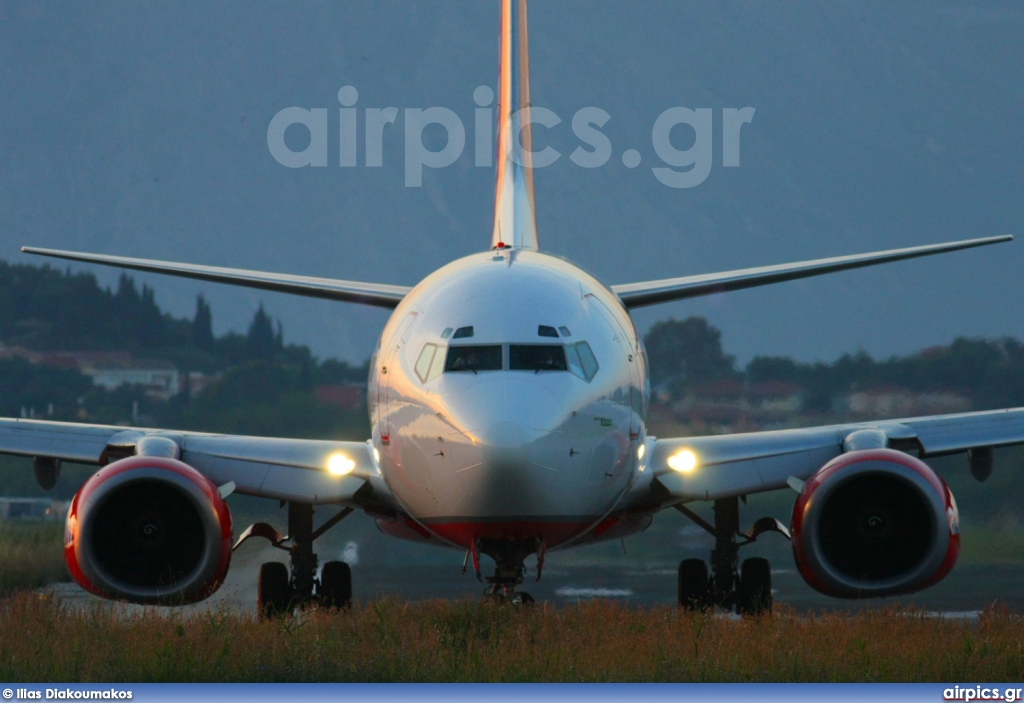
left=368, top=248, right=651, bottom=551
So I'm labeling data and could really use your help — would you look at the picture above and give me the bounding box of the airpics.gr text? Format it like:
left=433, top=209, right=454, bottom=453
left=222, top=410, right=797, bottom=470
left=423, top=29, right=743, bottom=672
left=267, top=86, right=755, bottom=188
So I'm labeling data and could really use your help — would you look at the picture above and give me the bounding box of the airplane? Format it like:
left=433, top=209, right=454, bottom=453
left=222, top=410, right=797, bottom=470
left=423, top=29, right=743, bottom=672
left=2, top=0, right=1022, bottom=616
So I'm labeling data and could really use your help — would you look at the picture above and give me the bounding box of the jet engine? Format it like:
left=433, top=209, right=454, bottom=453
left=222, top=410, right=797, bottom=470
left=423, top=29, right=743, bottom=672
left=791, top=448, right=959, bottom=598
left=65, top=456, right=233, bottom=605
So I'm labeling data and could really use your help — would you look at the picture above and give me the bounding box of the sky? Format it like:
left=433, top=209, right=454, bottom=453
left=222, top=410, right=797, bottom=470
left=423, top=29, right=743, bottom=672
left=2, top=1, right=1022, bottom=365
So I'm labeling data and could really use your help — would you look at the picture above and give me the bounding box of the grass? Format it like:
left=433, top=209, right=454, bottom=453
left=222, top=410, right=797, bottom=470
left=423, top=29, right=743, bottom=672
left=960, top=526, right=1024, bottom=565
left=2, top=514, right=1023, bottom=681
left=0, top=521, right=69, bottom=596
left=1, top=522, right=1023, bottom=681
left=1, top=594, right=1023, bottom=682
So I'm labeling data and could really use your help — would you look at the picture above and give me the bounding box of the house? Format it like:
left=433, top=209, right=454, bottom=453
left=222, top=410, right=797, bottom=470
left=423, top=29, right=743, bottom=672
left=0, top=343, right=42, bottom=363
left=1, top=345, right=182, bottom=399
left=671, top=380, right=806, bottom=431
left=0, top=497, right=70, bottom=521
left=83, top=359, right=181, bottom=399
left=837, top=388, right=971, bottom=417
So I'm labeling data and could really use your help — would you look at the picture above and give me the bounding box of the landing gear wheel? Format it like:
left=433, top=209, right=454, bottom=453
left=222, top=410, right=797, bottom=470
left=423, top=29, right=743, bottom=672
left=319, top=560, right=352, bottom=609
left=736, top=557, right=772, bottom=616
left=510, top=592, right=535, bottom=606
left=678, top=558, right=711, bottom=611
left=258, top=562, right=291, bottom=618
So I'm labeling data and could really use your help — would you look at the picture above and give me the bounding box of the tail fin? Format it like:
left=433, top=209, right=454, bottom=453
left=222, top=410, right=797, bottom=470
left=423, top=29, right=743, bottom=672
left=491, top=0, right=539, bottom=251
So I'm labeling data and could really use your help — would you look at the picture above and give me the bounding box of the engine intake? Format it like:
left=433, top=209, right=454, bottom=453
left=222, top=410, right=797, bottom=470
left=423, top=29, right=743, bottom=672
left=65, top=456, right=232, bottom=605
left=791, top=448, right=959, bottom=598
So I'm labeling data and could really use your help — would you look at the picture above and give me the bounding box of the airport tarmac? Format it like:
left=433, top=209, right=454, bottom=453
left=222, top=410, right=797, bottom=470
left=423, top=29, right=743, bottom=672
left=40, top=540, right=1024, bottom=619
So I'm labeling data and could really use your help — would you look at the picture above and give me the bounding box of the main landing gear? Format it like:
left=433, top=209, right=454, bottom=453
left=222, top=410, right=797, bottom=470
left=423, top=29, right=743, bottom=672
left=674, top=497, right=789, bottom=616
left=234, top=502, right=354, bottom=618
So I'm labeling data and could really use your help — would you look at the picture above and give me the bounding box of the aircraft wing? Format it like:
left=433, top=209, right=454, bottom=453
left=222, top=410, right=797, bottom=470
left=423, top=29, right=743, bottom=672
left=612, top=235, right=1012, bottom=309
left=21, top=247, right=412, bottom=309
left=643, top=406, right=1024, bottom=504
left=0, top=417, right=399, bottom=512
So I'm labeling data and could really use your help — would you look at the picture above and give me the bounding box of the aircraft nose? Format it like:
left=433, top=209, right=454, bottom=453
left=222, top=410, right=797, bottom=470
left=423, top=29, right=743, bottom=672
left=445, top=376, right=566, bottom=448
left=438, top=376, right=574, bottom=517
left=475, top=419, right=533, bottom=449
left=425, top=373, right=625, bottom=532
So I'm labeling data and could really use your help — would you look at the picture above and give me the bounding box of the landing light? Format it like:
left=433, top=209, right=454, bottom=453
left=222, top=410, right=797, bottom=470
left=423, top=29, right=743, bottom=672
left=327, top=453, right=356, bottom=476
left=637, top=445, right=646, bottom=461
left=668, top=449, right=698, bottom=473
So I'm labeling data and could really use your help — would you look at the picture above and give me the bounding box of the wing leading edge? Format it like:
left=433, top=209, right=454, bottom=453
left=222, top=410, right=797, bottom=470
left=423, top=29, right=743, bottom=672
left=0, top=417, right=399, bottom=511
left=638, top=406, right=1024, bottom=506
left=612, top=235, right=1012, bottom=308
left=23, top=234, right=1010, bottom=313
left=21, top=247, right=411, bottom=309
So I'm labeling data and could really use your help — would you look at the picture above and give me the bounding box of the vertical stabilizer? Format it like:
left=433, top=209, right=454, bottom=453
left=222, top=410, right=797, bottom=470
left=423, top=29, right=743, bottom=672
left=491, top=0, right=539, bottom=251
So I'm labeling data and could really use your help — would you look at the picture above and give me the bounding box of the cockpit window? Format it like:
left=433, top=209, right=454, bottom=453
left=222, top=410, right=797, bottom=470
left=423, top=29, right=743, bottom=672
left=427, top=344, right=446, bottom=380
left=565, top=344, right=584, bottom=379
left=538, top=325, right=559, bottom=338
left=510, top=345, right=568, bottom=372
left=453, top=326, right=475, bottom=339
left=559, top=326, right=572, bottom=337
left=441, top=328, right=453, bottom=339
left=445, top=345, right=502, bottom=372
left=415, top=344, right=437, bottom=382
left=430, top=341, right=597, bottom=380
left=566, top=341, right=599, bottom=381
left=414, top=343, right=447, bottom=383
left=577, top=341, right=599, bottom=380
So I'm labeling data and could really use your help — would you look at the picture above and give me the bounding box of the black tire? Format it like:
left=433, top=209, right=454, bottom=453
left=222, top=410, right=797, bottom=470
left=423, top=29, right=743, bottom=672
left=258, top=562, right=291, bottom=618
left=737, top=557, right=772, bottom=616
left=512, top=592, right=535, bottom=606
left=319, top=560, right=352, bottom=609
left=678, top=558, right=710, bottom=611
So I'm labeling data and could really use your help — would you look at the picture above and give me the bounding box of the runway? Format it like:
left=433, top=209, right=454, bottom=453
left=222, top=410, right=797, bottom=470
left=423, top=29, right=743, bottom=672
left=40, top=541, right=1024, bottom=618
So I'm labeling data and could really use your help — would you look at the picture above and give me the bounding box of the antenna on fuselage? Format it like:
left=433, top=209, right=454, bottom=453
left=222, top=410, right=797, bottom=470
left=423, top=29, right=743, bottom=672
left=491, top=0, right=539, bottom=252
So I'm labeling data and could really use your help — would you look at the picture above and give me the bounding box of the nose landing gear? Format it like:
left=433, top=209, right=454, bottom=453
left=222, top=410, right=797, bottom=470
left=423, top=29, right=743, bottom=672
left=476, top=538, right=540, bottom=605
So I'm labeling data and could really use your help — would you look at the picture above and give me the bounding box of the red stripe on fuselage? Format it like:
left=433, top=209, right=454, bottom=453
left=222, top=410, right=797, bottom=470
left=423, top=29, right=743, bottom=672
left=425, top=519, right=597, bottom=549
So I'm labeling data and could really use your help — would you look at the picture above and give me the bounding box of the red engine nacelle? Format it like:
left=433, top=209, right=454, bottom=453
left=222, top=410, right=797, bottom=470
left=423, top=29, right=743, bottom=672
left=65, top=456, right=233, bottom=605
left=791, top=448, right=959, bottom=599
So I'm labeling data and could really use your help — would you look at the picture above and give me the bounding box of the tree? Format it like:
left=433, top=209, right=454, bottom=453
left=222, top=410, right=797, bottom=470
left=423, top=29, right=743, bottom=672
left=111, top=274, right=166, bottom=349
left=192, top=294, right=215, bottom=352
left=0, top=357, right=93, bottom=418
left=747, top=356, right=802, bottom=385
left=643, top=317, right=737, bottom=396
left=246, top=304, right=279, bottom=361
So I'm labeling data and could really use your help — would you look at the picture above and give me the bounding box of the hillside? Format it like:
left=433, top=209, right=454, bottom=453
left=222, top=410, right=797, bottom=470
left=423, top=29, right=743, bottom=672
left=0, top=261, right=370, bottom=454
